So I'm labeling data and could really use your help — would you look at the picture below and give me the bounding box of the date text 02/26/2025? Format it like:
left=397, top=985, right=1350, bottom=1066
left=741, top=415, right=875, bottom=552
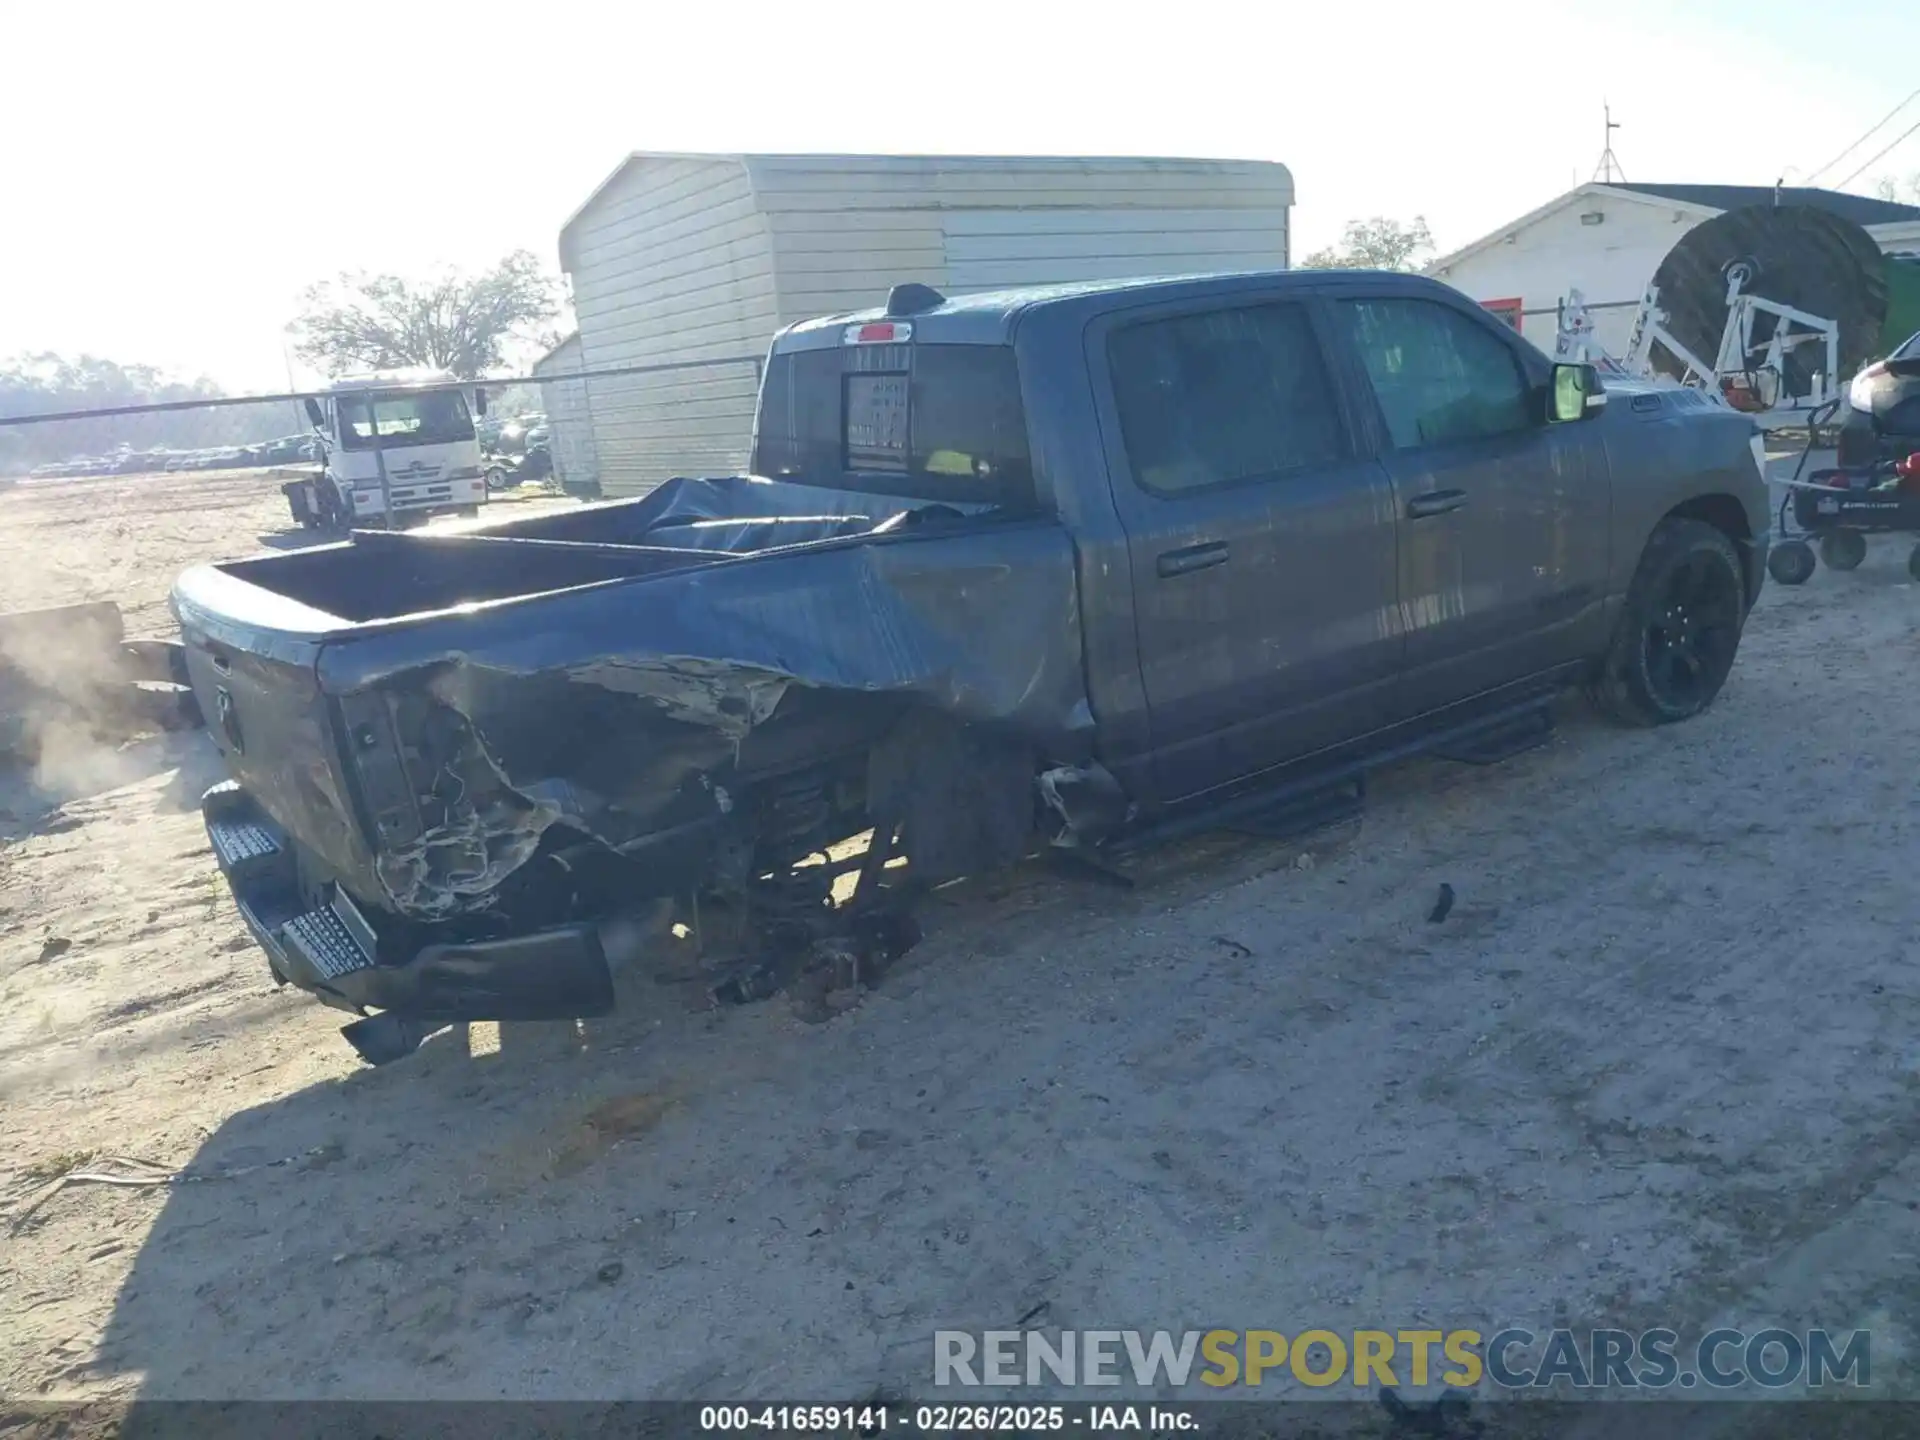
left=698, top=1403, right=1200, bottom=1431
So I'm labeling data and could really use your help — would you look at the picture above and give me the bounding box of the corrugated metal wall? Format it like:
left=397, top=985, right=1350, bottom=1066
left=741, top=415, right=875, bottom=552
left=532, top=335, right=600, bottom=491
left=561, top=155, right=1295, bottom=497
left=753, top=155, right=1293, bottom=333
left=938, top=207, right=1291, bottom=291
left=560, top=156, right=775, bottom=495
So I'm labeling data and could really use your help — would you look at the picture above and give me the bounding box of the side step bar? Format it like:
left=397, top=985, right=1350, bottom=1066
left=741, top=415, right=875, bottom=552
left=1109, top=691, right=1561, bottom=858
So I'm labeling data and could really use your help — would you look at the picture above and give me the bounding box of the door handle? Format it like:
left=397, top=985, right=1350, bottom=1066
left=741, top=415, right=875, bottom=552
left=1405, top=489, right=1469, bottom=519
left=1156, top=541, right=1230, bottom=577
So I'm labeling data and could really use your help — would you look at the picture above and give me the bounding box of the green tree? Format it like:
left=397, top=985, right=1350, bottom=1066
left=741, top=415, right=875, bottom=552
left=290, top=251, right=562, bottom=380
left=1302, top=216, right=1436, bottom=272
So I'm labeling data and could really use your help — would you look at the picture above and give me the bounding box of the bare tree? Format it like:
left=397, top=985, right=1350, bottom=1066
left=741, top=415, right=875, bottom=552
left=1872, top=173, right=1920, bottom=205
left=1302, top=216, right=1436, bottom=272
left=290, top=251, right=562, bottom=380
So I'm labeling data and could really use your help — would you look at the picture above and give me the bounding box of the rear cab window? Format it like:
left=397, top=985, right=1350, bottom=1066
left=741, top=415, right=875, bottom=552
left=753, top=333, right=1035, bottom=508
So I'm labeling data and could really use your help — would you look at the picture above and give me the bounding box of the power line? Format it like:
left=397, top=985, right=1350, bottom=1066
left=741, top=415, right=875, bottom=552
left=1806, top=86, right=1920, bottom=185
left=1834, top=115, right=1920, bottom=192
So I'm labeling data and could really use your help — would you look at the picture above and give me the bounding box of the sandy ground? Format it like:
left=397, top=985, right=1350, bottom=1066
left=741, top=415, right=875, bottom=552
left=4, top=460, right=1920, bottom=1414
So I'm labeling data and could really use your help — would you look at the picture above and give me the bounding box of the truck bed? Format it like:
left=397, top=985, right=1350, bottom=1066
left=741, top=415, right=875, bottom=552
left=216, top=476, right=906, bottom=625
left=169, top=475, right=1087, bottom=938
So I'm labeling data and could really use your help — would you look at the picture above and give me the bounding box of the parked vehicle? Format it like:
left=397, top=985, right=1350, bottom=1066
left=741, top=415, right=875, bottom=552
left=280, top=369, right=490, bottom=531
left=174, top=271, right=1771, bottom=1065
left=111, top=448, right=171, bottom=475
left=482, top=440, right=553, bottom=491
left=260, top=435, right=313, bottom=466
left=1840, top=330, right=1920, bottom=467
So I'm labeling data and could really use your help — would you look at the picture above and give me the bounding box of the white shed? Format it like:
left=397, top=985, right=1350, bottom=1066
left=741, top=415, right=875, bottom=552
left=531, top=332, right=600, bottom=494
left=555, top=153, right=1295, bottom=496
left=1427, top=182, right=1920, bottom=360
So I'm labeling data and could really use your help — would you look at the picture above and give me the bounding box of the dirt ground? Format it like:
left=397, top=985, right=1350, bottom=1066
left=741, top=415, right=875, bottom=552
left=5, top=461, right=1920, bottom=1413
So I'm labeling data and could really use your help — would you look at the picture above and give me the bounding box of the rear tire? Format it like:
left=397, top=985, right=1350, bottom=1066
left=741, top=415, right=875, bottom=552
left=1819, top=528, right=1867, bottom=572
left=1909, top=544, right=1920, bottom=583
left=1588, top=518, right=1748, bottom=727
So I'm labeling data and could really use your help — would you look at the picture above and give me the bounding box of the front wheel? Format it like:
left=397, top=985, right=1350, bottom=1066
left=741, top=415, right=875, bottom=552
left=485, top=466, right=511, bottom=492
left=1588, top=518, right=1748, bottom=727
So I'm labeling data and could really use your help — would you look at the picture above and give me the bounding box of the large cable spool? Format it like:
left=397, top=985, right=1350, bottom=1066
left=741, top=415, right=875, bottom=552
left=1646, top=204, right=1889, bottom=393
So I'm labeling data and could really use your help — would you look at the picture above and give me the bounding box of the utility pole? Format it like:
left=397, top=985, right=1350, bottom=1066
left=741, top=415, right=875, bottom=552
left=1593, top=103, right=1626, bottom=184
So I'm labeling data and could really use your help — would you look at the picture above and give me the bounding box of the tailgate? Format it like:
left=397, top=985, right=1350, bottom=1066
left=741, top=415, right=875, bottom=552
left=172, top=568, right=373, bottom=884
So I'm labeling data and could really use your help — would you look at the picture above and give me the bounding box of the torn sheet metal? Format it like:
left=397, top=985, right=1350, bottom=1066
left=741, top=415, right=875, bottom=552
left=305, top=476, right=1094, bottom=918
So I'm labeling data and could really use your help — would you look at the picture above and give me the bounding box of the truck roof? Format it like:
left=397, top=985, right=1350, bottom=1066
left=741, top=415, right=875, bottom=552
left=325, top=366, right=461, bottom=392
left=770, top=268, right=1455, bottom=349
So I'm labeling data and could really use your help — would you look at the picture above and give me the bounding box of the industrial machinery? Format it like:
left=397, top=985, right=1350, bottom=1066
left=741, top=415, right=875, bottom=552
left=1558, top=204, right=1914, bottom=431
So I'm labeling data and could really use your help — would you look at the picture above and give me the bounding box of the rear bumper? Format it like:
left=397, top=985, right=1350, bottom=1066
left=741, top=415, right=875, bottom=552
left=203, top=780, right=614, bottom=1023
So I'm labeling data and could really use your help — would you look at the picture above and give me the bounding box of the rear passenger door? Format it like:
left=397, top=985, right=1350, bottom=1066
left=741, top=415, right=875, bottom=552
left=1331, top=293, right=1610, bottom=713
left=1091, top=294, right=1404, bottom=802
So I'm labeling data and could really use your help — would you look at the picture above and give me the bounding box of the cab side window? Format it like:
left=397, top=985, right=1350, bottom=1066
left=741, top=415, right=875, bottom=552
left=1340, top=297, right=1533, bottom=449
left=1107, top=302, right=1347, bottom=495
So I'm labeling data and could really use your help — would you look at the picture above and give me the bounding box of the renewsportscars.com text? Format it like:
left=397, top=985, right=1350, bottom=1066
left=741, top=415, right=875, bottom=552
left=933, top=1327, right=1871, bottom=1391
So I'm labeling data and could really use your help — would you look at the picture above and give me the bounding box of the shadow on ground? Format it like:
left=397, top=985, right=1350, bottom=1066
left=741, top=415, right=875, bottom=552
left=252, top=530, right=331, bottom=553
left=73, top=816, right=1334, bottom=1402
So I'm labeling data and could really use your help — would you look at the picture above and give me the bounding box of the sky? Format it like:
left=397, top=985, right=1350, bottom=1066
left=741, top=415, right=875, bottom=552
left=4, top=0, right=1919, bottom=393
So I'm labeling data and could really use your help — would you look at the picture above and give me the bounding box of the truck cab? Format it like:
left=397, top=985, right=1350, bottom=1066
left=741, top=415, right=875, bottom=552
left=283, top=368, right=489, bottom=530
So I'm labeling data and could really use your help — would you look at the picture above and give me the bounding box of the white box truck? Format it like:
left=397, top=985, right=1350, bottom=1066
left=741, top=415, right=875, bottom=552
left=282, top=368, right=490, bottom=530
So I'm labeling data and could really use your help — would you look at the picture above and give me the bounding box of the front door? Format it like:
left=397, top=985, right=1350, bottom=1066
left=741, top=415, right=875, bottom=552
left=1091, top=295, right=1405, bottom=803
left=1330, top=294, right=1610, bottom=713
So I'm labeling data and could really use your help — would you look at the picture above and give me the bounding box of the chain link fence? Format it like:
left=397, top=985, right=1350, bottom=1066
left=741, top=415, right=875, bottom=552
left=0, top=354, right=771, bottom=506
left=0, top=394, right=317, bottom=481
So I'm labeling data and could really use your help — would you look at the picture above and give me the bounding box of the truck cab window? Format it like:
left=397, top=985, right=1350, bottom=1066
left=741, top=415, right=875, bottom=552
left=1340, top=297, right=1532, bottom=449
left=1107, top=302, right=1345, bottom=495
left=752, top=343, right=1033, bottom=506
left=335, top=390, right=476, bottom=450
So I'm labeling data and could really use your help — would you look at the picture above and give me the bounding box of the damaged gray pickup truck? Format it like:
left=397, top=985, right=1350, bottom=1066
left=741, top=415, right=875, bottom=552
left=173, top=270, right=1771, bottom=1063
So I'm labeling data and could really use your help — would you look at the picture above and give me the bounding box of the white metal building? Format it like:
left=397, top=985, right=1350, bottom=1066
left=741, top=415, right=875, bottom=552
left=531, top=332, right=600, bottom=493
left=554, top=153, right=1296, bottom=495
left=1428, top=182, right=1920, bottom=359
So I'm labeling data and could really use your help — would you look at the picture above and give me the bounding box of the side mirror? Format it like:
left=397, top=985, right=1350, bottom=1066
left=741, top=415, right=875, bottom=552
left=303, top=397, right=325, bottom=429
left=473, top=388, right=488, bottom=417
left=1550, top=363, right=1607, bottom=423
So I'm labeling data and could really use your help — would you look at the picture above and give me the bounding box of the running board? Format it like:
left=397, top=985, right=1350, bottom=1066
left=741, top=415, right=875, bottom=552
left=1431, top=704, right=1555, bottom=766
left=1108, top=686, right=1566, bottom=858
left=1224, top=774, right=1366, bottom=841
